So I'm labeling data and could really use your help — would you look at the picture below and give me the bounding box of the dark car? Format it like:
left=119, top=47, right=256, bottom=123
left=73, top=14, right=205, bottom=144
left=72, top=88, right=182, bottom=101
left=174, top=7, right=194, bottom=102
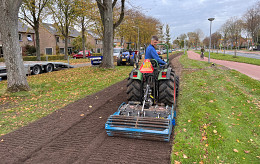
left=73, top=50, right=92, bottom=59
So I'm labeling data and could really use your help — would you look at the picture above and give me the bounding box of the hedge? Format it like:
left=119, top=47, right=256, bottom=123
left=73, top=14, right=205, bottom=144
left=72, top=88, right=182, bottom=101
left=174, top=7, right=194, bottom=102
left=0, top=53, right=103, bottom=62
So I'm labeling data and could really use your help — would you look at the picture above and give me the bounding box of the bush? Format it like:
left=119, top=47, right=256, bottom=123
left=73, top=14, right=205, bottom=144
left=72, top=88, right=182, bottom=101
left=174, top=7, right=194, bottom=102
left=24, top=45, right=36, bottom=56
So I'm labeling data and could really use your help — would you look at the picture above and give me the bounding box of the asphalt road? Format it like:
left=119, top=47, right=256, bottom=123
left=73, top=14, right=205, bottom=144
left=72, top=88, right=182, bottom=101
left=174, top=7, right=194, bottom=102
left=211, top=50, right=260, bottom=59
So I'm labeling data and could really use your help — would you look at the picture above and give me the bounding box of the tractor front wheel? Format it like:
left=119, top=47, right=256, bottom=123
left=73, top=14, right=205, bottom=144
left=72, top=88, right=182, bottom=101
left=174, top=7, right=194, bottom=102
left=127, top=78, right=142, bottom=102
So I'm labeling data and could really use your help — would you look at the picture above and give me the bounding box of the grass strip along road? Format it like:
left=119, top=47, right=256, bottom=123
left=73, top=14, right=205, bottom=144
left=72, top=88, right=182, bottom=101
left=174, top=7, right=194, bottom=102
left=171, top=54, right=259, bottom=163
left=0, top=65, right=133, bottom=135
left=195, top=51, right=260, bottom=66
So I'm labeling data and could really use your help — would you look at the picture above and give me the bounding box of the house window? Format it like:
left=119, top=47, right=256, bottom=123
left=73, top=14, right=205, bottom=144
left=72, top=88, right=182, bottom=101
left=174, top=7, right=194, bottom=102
left=27, top=34, right=32, bottom=41
left=63, top=39, right=65, bottom=43
left=0, top=47, right=3, bottom=58
left=68, top=38, right=71, bottom=44
left=45, top=48, right=53, bottom=55
left=68, top=47, right=72, bottom=55
left=19, top=34, right=22, bottom=41
left=56, top=37, right=59, bottom=43
left=59, top=48, right=65, bottom=54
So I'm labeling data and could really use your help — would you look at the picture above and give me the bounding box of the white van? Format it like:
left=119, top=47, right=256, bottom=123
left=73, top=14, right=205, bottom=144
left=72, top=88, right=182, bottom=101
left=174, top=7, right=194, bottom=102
left=113, top=48, right=123, bottom=57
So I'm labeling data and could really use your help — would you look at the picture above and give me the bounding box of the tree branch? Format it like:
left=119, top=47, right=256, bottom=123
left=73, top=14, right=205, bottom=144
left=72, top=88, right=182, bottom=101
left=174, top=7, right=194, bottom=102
left=112, top=0, right=117, bottom=9
left=113, top=0, right=125, bottom=29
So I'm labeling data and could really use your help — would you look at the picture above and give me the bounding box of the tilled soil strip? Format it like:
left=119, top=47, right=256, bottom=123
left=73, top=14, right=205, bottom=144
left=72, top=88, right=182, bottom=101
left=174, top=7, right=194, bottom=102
left=0, top=53, right=182, bottom=164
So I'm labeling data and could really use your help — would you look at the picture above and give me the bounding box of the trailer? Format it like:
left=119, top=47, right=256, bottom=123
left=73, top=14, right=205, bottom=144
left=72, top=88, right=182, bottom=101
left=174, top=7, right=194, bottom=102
left=0, top=61, right=74, bottom=77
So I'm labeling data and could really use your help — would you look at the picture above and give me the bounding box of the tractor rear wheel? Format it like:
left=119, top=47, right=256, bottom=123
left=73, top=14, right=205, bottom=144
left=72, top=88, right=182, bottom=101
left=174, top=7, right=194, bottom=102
left=127, top=78, right=142, bottom=102
left=159, top=71, right=177, bottom=106
left=117, top=58, right=122, bottom=66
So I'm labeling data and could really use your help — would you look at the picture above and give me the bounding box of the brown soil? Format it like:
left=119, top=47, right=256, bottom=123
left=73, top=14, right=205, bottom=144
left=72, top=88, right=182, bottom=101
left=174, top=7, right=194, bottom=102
left=0, top=53, right=183, bottom=164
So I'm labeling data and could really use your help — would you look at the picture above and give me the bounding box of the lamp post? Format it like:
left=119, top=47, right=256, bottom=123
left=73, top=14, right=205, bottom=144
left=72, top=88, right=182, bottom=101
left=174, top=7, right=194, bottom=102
left=208, top=18, right=215, bottom=63
left=133, top=26, right=140, bottom=52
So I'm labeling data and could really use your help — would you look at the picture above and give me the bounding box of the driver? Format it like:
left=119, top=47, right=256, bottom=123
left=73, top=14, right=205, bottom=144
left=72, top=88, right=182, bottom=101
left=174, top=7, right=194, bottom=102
left=145, top=36, right=166, bottom=65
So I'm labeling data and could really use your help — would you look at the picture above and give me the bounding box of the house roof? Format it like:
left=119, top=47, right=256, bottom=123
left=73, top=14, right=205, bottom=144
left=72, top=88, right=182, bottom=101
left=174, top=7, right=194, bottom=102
left=42, top=23, right=80, bottom=38
left=87, top=30, right=101, bottom=40
left=18, top=21, right=35, bottom=33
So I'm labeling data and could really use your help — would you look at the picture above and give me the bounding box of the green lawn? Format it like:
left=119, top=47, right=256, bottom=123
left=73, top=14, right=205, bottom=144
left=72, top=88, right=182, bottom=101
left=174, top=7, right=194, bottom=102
left=171, top=54, right=260, bottom=163
left=195, top=51, right=260, bottom=66
left=0, top=65, right=133, bottom=135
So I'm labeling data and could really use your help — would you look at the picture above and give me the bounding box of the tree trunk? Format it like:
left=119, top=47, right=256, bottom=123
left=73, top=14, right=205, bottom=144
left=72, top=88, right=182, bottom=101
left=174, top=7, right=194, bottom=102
left=82, top=18, right=86, bottom=59
left=35, top=23, right=41, bottom=61
left=0, top=0, right=30, bottom=92
left=99, top=0, right=114, bottom=68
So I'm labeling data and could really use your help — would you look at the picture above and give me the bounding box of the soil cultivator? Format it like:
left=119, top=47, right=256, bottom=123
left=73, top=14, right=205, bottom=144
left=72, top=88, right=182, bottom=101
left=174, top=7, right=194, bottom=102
left=105, top=44, right=179, bottom=142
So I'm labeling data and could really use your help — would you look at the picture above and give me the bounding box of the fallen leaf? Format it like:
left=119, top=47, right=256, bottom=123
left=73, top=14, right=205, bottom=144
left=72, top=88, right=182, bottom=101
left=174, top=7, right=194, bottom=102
left=99, top=116, right=102, bottom=119
left=233, top=149, right=238, bottom=152
left=188, top=120, right=191, bottom=122
left=174, top=160, right=181, bottom=164
left=80, top=114, right=84, bottom=117
left=199, top=161, right=204, bottom=164
left=250, top=139, right=253, bottom=142
left=209, top=100, right=214, bottom=103
left=213, top=130, right=217, bottom=134
left=244, top=150, right=250, bottom=154
left=89, top=105, right=92, bottom=108
left=1, top=139, right=3, bottom=142
left=183, top=128, right=187, bottom=132
left=247, top=100, right=250, bottom=103
left=183, top=154, right=188, bottom=158
left=205, top=144, right=209, bottom=147
left=236, top=139, right=240, bottom=143
left=202, top=136, right=207, bottom=140
left=174, top=152, right=179, bottom=156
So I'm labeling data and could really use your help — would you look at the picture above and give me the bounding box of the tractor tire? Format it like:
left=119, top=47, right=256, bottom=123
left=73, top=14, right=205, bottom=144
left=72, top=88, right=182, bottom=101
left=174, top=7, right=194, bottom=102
left=31, top=65, right=42, bottom=75
left=130, top=58, right=134, bottom=66
left=127, top=78, right=142, bottom=102
left=159, top=71, right=177, bottom=106
left=44, top=64, right=54, bottom=73
left=117, top=58, right=122, bottom=66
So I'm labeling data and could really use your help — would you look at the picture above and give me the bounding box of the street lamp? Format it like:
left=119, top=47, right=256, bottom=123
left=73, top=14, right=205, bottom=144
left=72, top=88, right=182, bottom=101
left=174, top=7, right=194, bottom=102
left=133, top=26, right=140, bottom=52
left=208, top=17, right=215, bottom=63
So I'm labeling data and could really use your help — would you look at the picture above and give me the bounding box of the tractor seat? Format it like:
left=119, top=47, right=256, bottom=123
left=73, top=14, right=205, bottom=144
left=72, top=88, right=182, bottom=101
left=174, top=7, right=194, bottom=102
left=150, top=59, right=158, bottom=68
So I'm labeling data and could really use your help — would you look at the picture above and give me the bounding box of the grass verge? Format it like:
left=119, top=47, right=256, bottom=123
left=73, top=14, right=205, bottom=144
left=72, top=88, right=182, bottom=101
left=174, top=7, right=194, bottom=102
left=0, top=65, right=132, bottom=135
left=50, top=58, right=90, bottom=65
left=171, top=54, right=260, bottom=163
left=195, top=51, right=260, bottom=66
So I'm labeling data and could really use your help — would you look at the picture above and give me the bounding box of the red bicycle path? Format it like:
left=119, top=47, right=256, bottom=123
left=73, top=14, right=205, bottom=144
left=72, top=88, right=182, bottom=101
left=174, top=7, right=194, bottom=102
left=187, top=51, right=260, bottom=81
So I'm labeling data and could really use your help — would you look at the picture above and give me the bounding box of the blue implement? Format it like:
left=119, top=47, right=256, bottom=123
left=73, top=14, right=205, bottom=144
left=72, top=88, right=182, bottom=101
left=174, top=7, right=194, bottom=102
left=105, top=102, right=176, bottom=142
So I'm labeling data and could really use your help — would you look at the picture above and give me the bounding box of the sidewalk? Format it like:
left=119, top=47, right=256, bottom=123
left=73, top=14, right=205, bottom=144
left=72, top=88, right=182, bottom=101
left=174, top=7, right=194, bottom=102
left=187, top=51, right=260, bottom=81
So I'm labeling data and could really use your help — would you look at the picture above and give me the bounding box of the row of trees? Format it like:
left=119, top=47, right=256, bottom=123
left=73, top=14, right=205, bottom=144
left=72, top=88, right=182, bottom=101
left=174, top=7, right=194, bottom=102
left=0, top=0, right=163, bottom=92
left=174, top=1, right=260, bottom=54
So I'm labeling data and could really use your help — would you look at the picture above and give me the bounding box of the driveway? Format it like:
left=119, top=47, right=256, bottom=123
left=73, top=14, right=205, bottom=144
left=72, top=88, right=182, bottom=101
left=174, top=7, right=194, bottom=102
left=188, top=51, right=260, bottom=81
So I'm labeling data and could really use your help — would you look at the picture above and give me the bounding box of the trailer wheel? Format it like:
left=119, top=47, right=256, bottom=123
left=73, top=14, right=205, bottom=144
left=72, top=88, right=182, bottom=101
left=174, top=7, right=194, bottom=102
left=127, top=78, right=142, bottom=102
left=159, top=71, right=176, bottom=106
left=44, top=64, right=54, bottom=73
left=31, top=65, right=42, bottom=75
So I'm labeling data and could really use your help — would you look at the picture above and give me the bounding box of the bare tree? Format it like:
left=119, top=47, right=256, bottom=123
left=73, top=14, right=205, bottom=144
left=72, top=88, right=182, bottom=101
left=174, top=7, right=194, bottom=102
left=74, top=0, right=94, bottom=58
left=220, top=22, right=229, bottom=54
left=49, top=0, right=76, bottom=59
left=165, top=24, right=171, bottom=47
left=20, top=0, right=50, bottom=61
left=96, top=0, right=125, bottom=68
left=203, top=37, right=210, bottom=48
left=0, top=0, right=30, bottom=92
left=243, top=2, right=260, bottom=47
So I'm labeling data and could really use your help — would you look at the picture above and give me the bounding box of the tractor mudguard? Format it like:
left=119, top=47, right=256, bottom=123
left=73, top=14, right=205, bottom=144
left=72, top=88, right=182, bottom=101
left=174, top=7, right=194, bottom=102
left=129, top=69, right=143, bottom=80
left=158, top=68, right=172, bottom=80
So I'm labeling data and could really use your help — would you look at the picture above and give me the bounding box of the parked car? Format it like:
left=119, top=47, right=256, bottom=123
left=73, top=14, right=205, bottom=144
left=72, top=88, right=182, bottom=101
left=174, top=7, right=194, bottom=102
left=113, top=48, right=123, bottom=57
left=156, top=50, right=161, bottom=55
left=73, top=50, right=92, bottom=59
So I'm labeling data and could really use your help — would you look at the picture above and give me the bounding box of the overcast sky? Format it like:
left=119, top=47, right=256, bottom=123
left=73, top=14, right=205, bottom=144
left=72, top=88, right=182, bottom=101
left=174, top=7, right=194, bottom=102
left=129, top=0, right=258, bottom=40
